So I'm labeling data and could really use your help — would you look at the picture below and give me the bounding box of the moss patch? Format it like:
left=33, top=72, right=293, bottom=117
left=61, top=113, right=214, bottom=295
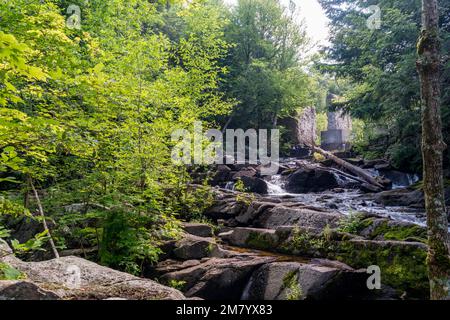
left=369, top=221, right=427, bottom=243
left=333, top=240, right=429, bottom=298
left=282, top=270, right=302, bottom=300
left=245, top=231, right=278, bottom=251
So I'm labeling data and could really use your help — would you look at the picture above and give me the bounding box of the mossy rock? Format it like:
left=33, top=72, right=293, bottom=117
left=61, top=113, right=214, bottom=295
left=246, top=230, right=278, bottom=250
left=361, top=219, right=427, bottom=243
left=277, top=227, right=429, bottom=298
left=333, top=239, right=429, bottom=298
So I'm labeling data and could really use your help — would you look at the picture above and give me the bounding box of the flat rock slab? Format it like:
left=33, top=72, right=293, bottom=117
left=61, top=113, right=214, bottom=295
left=182, top=223, right=214, bottom=238
left=0, top=240, right=185, bottom=300
left=254, top=206, right=343, bottom=230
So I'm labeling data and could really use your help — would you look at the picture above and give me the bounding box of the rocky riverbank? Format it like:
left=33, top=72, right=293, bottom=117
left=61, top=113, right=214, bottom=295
left=2, top=156, right=449, bottom=300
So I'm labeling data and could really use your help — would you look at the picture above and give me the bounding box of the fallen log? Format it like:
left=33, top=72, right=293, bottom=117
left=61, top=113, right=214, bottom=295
left=311, top=146, right=384, bottom=189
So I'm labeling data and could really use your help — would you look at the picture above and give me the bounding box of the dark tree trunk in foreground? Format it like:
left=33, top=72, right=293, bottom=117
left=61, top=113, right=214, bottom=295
left=416, top=0, right=450, bottom=300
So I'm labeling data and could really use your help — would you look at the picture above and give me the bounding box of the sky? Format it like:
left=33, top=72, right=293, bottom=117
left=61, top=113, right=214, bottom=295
left=222, top=0, right=331, bottom=51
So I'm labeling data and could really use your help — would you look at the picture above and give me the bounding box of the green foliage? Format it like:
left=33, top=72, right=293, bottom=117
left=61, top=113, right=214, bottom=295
left=0, top=262, right=25, bottom=280
left=0, top=196, right=30, bottom=218
left=11, top=230, right=49, bottom=254
left=234, top=178, right=247, bottom=192
left=0, top=0, right=235, bottom=274
left=167, top=279, right=186, bottom=291
left=288, top=227, right=328, bottom=253
left=322, top=224, right=333, bottom=242
left=283, top=271, right=302, bottom=300
left=0, top=226, right=10, bottom=238
left=318, top=0, right=450, bottom=173
left=220, top=0, right=315, bottom=130
left=337, top=212, right=367, bottom=235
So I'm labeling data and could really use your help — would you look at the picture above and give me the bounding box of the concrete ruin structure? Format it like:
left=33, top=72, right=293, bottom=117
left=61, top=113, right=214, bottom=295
left=279, top=107, right=317, bottom=156
left=279, top=96, right=353, bottom=155
left=320, top=94, right=352, bottom=151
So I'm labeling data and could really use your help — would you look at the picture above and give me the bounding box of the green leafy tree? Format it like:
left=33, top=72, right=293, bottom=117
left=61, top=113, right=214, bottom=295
left=220, top=0, right=314, bottom=130
left=318, top=0, right=450, bottom=173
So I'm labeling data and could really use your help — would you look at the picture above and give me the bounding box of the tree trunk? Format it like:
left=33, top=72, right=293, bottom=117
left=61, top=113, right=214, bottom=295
left=28, top=177, right=60, bottom=259
left=312, top=146, right=384, bottom=189
left=416, top=0, right=450, bottom=300
left=222, top=112, right=235, bottom=134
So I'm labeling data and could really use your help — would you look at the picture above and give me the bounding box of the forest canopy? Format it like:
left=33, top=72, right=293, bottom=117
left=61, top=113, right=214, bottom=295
left=0, top=0, right=317, bottom=273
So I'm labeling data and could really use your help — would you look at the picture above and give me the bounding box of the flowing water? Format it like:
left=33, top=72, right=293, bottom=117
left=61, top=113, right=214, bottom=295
left=265, top=173, right=428, bottom=227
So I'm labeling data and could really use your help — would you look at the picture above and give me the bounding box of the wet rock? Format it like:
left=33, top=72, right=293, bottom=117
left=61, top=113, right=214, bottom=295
left=370, top=188, right=424, bottom=207
left=182, top=223, right=214, bottom=238
left=231, top=167, right=257, bottom=180
left=211, top=165, right=232, bottom=186
left=242, top=262, right=368, bottom=300
left=360, top=183, right=383, bottom=193
left=285, top=168, right=340, bottom=193
left=374, top=163, right=392, bottom=170
left=161, top=256, right=276, bottom=300
left=377, top=169, right=416, bottom=188
left=240, top=176, right=268, bottom=194
left=327, top=203, right=339, bottom=210
left=370, top=187, right=450, bottom=209
left=235, top=201, right=276, bottom=225
left=362, top=159, right=389, bottom=169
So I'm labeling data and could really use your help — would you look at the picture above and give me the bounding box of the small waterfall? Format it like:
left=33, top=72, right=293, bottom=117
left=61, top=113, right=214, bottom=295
left=368, top=169, right=420, bottom=189
left=266, top=175, right=287, bottom=195
left=241, top=277, right=253, bottom=300
left=224, top=181, right=235, bottom=190
left=406, top=174, right=420, bottom=187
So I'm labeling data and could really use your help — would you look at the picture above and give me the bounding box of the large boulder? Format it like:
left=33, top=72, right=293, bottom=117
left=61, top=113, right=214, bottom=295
left=242, top=262, right=369, bottom=300
left=0, top=240, right=185, bottom=300
left=173, top=234, right=226, bottom=260
left=219, top=227, right=279, bottom=250
left=161, top=256, right=276, bottom=300
left=210, top=165, right=232, bottom=186
left=370, top=188, right=424, bottom=207
left=240, top=176, right=268, bottom=194
left=235, top=201, right=277, bottom=225
left=154, top=259, right=202, bottom=275
left=253, top=206, right=343, bottom=230
left=369, top=187, right=450, bottom=209
left=285, top=167, right=340, bottom=193
left=182, top=223, right=214, bottom=238
left=204, top=189, right=251, bottom=220
left=231, top=167, right=258, bottom=180
left=285, top=166, right=360, bottom=193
